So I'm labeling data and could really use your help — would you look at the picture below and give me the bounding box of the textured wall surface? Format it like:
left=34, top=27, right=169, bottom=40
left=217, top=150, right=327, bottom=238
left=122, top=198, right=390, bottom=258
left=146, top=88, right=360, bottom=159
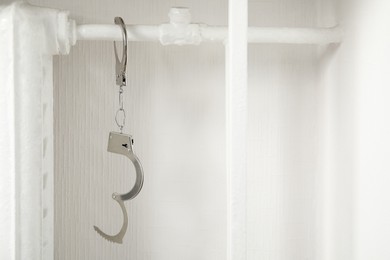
left=50, top=42, right=226, bottom=260
left=247, top=45, right=321, bottom=260
left=247, top=1, right=326, bottom=259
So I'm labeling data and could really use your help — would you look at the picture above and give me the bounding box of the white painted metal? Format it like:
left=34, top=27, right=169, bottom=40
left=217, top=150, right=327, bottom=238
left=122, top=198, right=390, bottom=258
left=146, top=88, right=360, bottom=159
left=247, top=26, right=342, bottom=44
left=226, top=0, right=247, bottom=259
left=0, top=2, right=71, bottom=259
left=77, top=25, right=160, bottom=42
left=75, top=7, right=342, bottom=45
left=76, top=24, right=343, bottom=44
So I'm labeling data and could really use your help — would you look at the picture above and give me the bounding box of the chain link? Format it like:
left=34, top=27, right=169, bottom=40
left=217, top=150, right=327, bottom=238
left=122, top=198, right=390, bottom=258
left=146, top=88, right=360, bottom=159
left=115, top=85, right=126, bottom=133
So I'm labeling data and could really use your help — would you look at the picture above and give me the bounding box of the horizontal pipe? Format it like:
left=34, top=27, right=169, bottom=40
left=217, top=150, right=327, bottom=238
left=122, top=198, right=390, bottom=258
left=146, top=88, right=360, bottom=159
left=77, top=25, right=160, bottom=42
left=76, top=24, right=343, bottom=44
left=247, top=26, right=343, bottom=44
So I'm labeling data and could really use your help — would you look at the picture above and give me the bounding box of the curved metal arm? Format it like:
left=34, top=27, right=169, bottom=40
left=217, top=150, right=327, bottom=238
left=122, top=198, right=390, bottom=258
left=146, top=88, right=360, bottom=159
left=107, top=131, right=144, bottom=201
left=93, top=193, right=128, bottom=244
left=114, top=17, right=127, bottom=86
left=122, top=151, right=144, bottom=200
left=94, top=132, right=144, bottom=243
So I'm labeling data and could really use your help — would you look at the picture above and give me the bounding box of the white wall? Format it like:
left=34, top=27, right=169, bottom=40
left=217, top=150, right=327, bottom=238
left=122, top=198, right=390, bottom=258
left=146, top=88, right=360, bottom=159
left=247, top=1, right=327, bottom=259
left=353, top=1, right=390, bottom=257
left=315, top=1, right=390, bottom=259
left=332, top=0, right=390, bottom=259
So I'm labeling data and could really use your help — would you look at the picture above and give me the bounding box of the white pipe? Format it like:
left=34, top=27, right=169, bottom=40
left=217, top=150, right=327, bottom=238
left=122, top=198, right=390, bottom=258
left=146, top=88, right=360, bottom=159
left=77, top=25, right=160, bottom=42
left=76, top=24, right=343, bottom=45
left=247, top=26, right=343, bottom=44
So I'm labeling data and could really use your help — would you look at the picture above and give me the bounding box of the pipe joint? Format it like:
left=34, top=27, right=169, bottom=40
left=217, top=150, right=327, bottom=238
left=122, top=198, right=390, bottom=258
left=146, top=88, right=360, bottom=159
left=159, top=7, right=202, bottom=45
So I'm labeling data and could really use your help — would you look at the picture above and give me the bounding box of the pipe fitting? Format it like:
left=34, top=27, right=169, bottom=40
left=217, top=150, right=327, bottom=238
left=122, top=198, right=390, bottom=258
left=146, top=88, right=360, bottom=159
left=56, top=11, right=77, bottom=54
left=159, top=7, right=202, bottom=45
